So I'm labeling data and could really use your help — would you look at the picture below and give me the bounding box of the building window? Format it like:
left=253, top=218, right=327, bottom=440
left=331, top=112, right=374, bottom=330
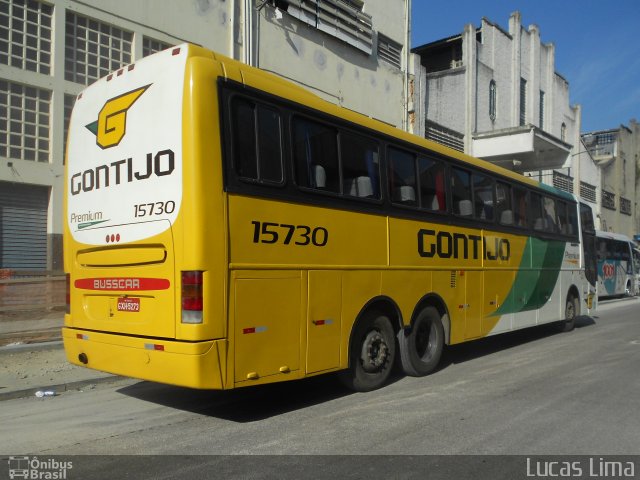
left=142, top=36, right=172, bottom=57
left=0, top=79, right=51, bottom=162
left=489, top=80, right=496, bottom=122
left=602, top=190, right=616, bottom=210
left=519, top=78, right=526, bottom=126
left=377, top=33, right=402, bottom=69
left=539, top=90, right=545, bottom=129
left=425, top=120, right=464, bottom=152
left=561, top=122, right=566, bottom=142
left=580, top=181, right=596, bottom=203
left=620, top=197, right=632, bottom=215
left=552, top=170, right=574, bottom=194
left=0, top=0, right=53, bottom=74
left=282, top=0, right=373, bottom=54
left=65, top=11, right=133, bottom=85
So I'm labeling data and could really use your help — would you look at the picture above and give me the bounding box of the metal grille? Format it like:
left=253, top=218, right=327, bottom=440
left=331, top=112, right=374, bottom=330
left=580, top=181, right=596, bottom=203
left=426, top=120, right=464, bottom=152
left=143, top=36, right=172, bottom=57
left=0, top=0, right=53, bottom=74
left=602, top=190, right=616, bottom=210
left=0, top=181, right=48, bottom=270
left=552, top=170, right=573, bottom=193
left=64, top=11, right=133, bottom=85
left=282, top=0, right=373, bottom=54
left=0, top=79, right=51, bottom=162
left=519, top=78, right=526, bottom=126
left=377, top=33, right=402, bottom=69
left=620, top=197, right=631, bottom=215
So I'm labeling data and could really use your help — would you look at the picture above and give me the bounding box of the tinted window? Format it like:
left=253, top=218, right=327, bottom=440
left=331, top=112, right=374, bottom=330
left=418, top=156, right=446, bottom=212
left=231, top=97, right=283, bottom=183
left=513, top=187, right=528, bottom=227
left=451, top=167, right=472, bottom=216
left=472, top=173, right=494, bottom=221
left=341, top=132, right=380, bottom=199
left=389, top=147, right=417, bottom=206
left=293, top=117, right=339, bottom=193
left=496, top=182, right=513, bottom=225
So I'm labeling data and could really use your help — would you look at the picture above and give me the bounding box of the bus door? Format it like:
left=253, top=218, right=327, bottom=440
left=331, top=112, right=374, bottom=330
left=580, top=203, right=597, bottom=306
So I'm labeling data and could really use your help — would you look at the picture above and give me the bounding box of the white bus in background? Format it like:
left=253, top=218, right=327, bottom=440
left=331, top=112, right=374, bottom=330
left=596, top=231, right=638, bottom=297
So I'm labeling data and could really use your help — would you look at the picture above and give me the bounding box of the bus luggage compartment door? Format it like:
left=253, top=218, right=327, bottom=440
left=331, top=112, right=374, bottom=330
left=233, top=272, right=301, bottom=384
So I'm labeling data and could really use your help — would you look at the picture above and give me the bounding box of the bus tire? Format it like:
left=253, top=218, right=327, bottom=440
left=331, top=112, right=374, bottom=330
left=558, top=293, right=578, bottom=332
left=398, top=306, right=444, bottom=377
left=339, top=311, right=396, bottom=392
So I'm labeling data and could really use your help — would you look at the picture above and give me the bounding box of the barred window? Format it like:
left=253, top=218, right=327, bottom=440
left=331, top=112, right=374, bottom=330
left=143, top=36, right=172, bottom=57
left=0, top=79, right=51, bottom=162
left=580, top=181, right=596, bottom=203
left=620, top=197, right=632, bottom=215
left=602, top=190, right=616, bottom=210
left=489, top=80, right=496, bottom=122
left=65, top=11, right=133, bottom=85
left=552, top=170, right=574, bottom=193
left=0, top=0, right=53, bottom=74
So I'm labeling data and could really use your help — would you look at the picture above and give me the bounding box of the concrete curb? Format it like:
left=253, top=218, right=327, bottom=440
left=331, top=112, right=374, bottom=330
left=0, top=374, right=127, bottom=401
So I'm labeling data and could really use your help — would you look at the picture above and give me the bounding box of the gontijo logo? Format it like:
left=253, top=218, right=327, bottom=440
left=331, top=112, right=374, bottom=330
left=85, top=84, right=151, bottom=149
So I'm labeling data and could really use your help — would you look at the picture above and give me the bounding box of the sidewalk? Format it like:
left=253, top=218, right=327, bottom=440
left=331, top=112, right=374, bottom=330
left=0, top=310, right=122, bottom=400
left=0, top=341, right=121, bottom=401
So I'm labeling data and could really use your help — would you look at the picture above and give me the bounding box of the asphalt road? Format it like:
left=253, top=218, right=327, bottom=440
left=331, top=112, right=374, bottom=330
left=2, top=298, right=639, bottom=479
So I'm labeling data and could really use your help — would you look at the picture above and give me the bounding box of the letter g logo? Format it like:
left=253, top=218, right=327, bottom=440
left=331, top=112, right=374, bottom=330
left=85, top=84, right=151, bottom=149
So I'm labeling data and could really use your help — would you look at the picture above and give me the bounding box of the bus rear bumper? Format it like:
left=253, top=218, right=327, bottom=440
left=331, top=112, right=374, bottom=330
left=62, top=327, right=227, bottom=390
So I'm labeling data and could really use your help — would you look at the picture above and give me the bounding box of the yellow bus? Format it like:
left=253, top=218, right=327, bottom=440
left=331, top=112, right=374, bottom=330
left=63, top=44, right=597, bottom=392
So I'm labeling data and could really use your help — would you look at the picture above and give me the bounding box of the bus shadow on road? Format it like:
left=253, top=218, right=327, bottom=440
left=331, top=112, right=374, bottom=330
left=116, top=316, right=596, bottom=421
left=436, top=315, right=596, bottom=369
left=116, top=372, right=353, bottom=422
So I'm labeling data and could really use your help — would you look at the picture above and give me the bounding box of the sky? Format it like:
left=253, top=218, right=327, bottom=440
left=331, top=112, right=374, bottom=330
left=411, top=0, right=640, bottom=133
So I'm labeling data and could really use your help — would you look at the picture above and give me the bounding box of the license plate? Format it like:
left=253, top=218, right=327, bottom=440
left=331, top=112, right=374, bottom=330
left=117, top=297, right=140, bottom=312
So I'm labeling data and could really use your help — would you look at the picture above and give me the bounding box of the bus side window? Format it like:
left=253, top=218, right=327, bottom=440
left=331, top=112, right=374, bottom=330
left=388, top=147, right=417, bottom=206
left=451, top=167, right=472, bottom=216
left=231, top=97, right=283, bottom=184
left=341, top=133, right=380, bottom=199
left=472, top=172, right=494, bottom=221
left=531, top=193, right=545, bottom=231
left=417, top=156, right=446, bottom=212
left=543, top=196, right=558, bottom=233
left=567, top=202, right=579, bottom=237
left=292, top=117, right=339, bottom=193
left=513, top=187, right=528, bottom=227
left=496, top=182, right=513, bottom=225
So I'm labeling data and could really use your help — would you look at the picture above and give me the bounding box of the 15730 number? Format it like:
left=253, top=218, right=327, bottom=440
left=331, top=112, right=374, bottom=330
left=251, top=221, right=328, bottom=247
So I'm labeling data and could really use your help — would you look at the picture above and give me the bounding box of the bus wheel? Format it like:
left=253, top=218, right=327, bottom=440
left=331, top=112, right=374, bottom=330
left=398, top=306, right=444, bottom=377
left=558, top=293, right=577, bottom=332
left=339, top=311, right=396, bottom=392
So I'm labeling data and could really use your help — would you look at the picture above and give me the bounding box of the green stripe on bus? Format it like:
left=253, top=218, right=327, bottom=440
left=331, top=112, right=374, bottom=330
left=493, top=238, right=566, bottom=315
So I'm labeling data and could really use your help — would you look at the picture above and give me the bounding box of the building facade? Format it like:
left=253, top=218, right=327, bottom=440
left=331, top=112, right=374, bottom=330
left=583, top=121, right=640, bottom=237
left=0, top=0, right=411, bottom=271
left=411, top=12, right=602, bottom=224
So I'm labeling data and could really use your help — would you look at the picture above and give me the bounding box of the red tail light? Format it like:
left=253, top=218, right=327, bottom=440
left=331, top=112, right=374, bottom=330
left=181, top=271, right=203, bottom=323
left=65, top=274, right=70, bottom=314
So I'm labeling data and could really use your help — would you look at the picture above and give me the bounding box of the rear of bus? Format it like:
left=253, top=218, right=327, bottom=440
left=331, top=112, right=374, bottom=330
left=63, top=44, right=229, bottom=389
